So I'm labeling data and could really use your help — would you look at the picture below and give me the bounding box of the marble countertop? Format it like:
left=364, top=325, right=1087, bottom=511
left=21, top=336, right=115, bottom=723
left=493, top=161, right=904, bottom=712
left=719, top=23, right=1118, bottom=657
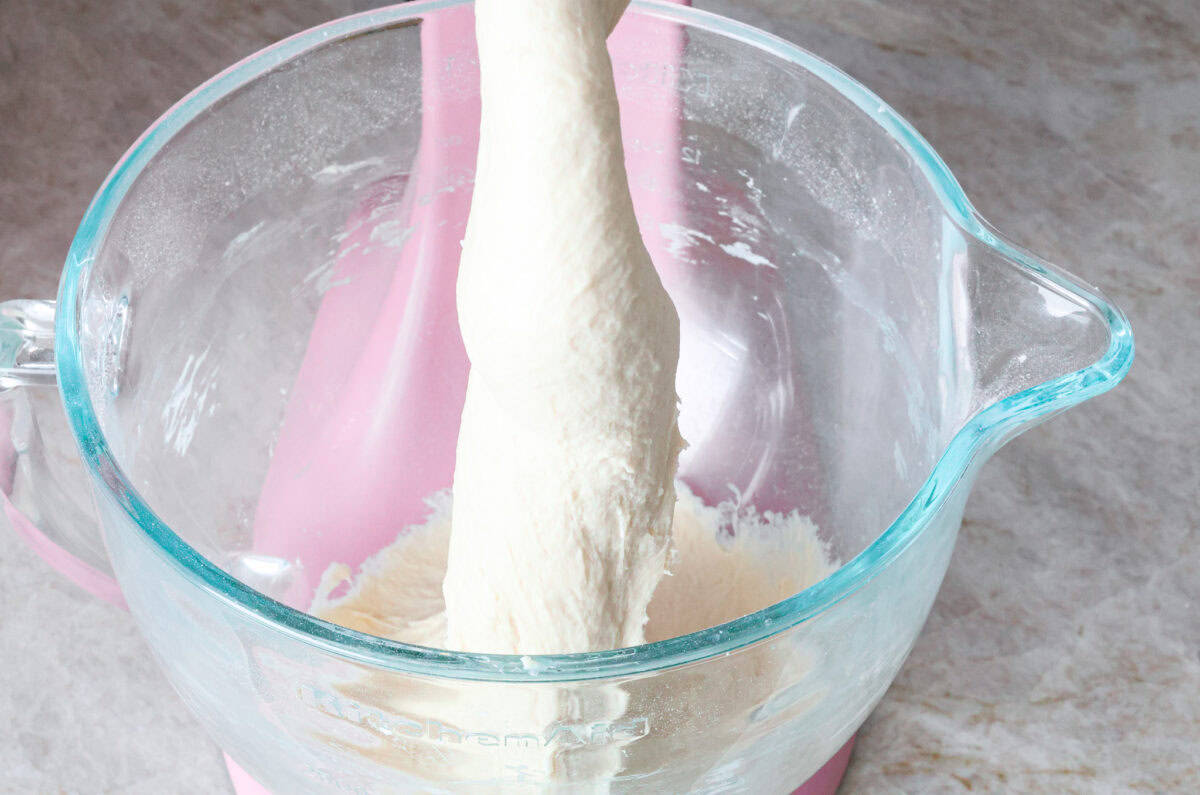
left=1, top=0, right=1196, bottom=791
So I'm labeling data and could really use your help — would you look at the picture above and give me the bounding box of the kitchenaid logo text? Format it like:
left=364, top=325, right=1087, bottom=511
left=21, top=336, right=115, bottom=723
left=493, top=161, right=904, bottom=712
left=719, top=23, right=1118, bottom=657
left=297, top=684, right=649, bottom=749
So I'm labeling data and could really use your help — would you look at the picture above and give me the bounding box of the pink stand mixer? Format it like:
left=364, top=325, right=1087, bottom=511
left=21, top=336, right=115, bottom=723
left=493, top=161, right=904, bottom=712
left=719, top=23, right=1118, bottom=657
left=1, top=1, right=1132, bottom=791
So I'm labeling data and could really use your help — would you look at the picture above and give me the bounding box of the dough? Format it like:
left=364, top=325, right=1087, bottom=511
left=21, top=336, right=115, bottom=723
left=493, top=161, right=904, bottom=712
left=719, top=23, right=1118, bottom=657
left=310, top=487, right=835, bottom=788
left=443, top=0, right=684, bottom=654
left=314, top=484, right=834, bottom=648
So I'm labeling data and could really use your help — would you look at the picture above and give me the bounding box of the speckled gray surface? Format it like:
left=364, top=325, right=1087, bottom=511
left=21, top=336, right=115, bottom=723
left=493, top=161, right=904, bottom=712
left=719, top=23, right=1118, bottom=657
left=1, top=1, right=1196, bottom=792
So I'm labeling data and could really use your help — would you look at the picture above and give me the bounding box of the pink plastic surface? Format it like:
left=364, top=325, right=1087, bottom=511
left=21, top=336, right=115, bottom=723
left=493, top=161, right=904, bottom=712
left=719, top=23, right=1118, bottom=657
left=0, top=403, right=126, bottom=607
left=248, top=4, right=475, bottom=603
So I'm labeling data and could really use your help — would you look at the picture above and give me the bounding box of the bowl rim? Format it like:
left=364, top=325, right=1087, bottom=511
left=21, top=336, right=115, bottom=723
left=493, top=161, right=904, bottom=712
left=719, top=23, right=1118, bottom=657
left=54, top=0, right=1134, bottom=682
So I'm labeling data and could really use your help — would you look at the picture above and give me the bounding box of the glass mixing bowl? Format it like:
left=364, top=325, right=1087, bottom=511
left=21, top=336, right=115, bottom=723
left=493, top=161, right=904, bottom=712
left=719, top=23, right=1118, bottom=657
left=0, top=1, right=1132, bottom=792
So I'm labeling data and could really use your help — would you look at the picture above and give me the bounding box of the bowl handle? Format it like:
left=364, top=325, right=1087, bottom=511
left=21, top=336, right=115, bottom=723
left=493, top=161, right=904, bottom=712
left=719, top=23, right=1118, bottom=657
left=0, top=298, right=125, bottom=608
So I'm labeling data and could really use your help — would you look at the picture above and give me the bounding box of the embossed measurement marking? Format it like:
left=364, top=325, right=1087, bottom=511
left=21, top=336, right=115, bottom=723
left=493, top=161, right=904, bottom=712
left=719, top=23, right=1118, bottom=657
left=298, top=684, right=651, bottom=750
